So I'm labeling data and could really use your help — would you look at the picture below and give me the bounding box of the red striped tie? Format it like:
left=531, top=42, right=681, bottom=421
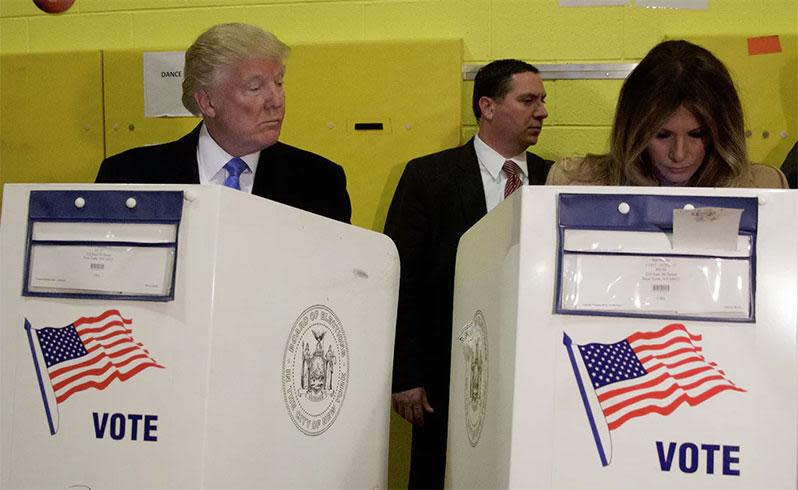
left=502, top=160, right=522, bottom=198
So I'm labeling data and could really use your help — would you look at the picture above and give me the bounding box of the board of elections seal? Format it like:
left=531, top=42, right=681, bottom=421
left=458, top=310, right=488, bottom=447
left=282, top=304, right=349, bottom=436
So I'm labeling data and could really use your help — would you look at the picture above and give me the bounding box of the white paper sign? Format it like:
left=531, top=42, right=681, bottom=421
left=28, top=245, right=175, bottom=296
left=560, top=254, right=751, bottom=318
left=672, top=207, right=743, bottom=252
left=143, top=51, right=193, bottom=117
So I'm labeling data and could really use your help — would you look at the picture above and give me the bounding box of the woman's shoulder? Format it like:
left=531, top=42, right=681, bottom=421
left=746, top=163, right=788, bottom=189
left=546, top=156, right=607, bottom=185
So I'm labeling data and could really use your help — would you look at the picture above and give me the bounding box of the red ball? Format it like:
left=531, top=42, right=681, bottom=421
left=33, top=0, right=75, bottom=14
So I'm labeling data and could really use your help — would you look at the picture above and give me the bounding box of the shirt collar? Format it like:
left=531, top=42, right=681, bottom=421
left=473, top=134, right=527, bottom=180
left=198, top=123, right=260, bottom=177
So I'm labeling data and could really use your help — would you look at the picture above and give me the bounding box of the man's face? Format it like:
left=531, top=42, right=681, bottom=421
left=483, top=72, right=548, bottom=154
left=199, top=57, right=285, bottom=156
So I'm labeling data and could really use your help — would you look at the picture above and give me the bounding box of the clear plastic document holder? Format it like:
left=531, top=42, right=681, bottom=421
left=555, top=193, right=757, bottom=322
left=23, top=190, right=183, bottom=301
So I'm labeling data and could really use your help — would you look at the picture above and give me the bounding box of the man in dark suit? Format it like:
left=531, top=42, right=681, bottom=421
left=96, top=23, right=351, bottom=224
left=384, top=60, right=551, bottom=488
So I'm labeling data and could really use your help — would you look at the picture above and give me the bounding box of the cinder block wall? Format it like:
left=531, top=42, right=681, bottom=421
left=2, top=0, right=796, bottom=163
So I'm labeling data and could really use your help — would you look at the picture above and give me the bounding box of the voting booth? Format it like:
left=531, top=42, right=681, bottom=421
left=447, top=186, right=797, bottom=489
left=0, top=184, right=399, bottom=489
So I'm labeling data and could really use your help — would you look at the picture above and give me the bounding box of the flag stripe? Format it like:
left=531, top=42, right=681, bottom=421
left=598, top=372, right=670, bottom=402
left=598, top=364, right=723, bottom=404
left=51, top=350, right=163, bottom=392
left=53, top=355, right=160, bottom=394
left=602, top=373, right=736, bottom=417
left=638, top=345, right=702, bottom=363
left=85, top=338, right=153, bottom=357
left=645, top=362, right=715, bottom=379
left=83, top=326, right=131, bottom=342
left=604, top=375, right=743, bottom=428
left=627, top=323, right=701, bottom=343
left=87, top=336, right=134, bottom=352
left=72, top=309, right=132, bottom=328
left=647, top=353, right=709, bottom=371
left=634, top=335, right=698, bottom=355
left=56, top=362, right=163, bottom=404
left=607, top=384, right=745, bottom=431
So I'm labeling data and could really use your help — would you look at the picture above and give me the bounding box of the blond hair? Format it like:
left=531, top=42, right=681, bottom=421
left=181, top=23, right=290, bottom=115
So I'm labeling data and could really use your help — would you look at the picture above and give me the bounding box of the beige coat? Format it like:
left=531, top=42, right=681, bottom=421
left=546, top=157, right=788, bottom=189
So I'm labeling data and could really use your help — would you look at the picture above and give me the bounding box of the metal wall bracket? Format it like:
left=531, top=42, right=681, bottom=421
left=463, top=62, right=637, bottom=80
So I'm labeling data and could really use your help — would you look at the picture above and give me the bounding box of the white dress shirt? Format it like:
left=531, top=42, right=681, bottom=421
left=473, top=134, right=528, bottom=212
left=196, top=123, right=260, bottom=193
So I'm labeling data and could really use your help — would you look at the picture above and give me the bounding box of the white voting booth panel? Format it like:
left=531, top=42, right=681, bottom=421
left=0, top=184, right=399, bottom=489
left=447, top=186, right=797, bottom=489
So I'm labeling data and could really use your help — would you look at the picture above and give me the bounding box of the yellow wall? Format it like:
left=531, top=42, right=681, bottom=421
left=2, top=0, right=797, bottom=166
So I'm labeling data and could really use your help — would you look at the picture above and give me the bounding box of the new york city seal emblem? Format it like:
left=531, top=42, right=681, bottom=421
left=282, top=305, right=349, bottom=436
left=458, top=310, right=488, bottom=447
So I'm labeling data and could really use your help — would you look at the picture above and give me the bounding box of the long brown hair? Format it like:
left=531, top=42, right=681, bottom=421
left=591, top=40, right=749, bottom=186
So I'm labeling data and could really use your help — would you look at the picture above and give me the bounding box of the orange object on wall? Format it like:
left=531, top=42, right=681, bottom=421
left=32, top=0, right=75, bottom=14
left=747, top=35, right=783, bottom=56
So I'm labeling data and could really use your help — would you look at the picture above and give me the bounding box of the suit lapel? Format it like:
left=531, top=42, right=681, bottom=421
left=454, top=138, right=488, bottom=227
left=524, top=151, right=551, bottom=186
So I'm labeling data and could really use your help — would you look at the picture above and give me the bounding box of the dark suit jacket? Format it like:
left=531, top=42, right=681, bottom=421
left=781, top=141, right=797, bottom=189
left=384, top=138, right=551, bottom=402
left=96, top=124, right=352, bottom=223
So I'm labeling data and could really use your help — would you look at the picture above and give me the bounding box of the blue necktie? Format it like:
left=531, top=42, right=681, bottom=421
left=223, top=157, right=249, bottom=190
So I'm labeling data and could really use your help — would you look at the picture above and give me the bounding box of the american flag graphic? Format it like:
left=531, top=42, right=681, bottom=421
left=563, top=324, right=745, bottom=465
left=25, top=310, right=163, bottom=433
left=578, top=323, right=744, bottom=430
